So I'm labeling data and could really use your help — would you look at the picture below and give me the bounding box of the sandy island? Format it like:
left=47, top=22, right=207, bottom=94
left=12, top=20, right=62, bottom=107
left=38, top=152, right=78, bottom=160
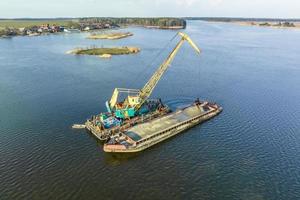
left=66, top=46, right=140, bottom=58
left=87, top=32, right=133, bottom=40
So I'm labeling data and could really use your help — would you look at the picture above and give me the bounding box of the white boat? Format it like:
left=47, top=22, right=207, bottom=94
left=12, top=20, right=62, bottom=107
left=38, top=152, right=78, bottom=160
left=72, top=124, right=86, bottom=129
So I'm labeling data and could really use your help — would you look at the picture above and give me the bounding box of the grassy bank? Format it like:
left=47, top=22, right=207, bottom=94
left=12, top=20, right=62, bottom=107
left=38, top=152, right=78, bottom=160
left=0, top=19, right=74, bottom=28
left=68, top=47, right=140, bottom=56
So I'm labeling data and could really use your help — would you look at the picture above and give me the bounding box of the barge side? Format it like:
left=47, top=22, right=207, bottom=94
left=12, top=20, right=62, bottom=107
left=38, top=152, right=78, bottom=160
left=104, top=101, right=222, bottom=153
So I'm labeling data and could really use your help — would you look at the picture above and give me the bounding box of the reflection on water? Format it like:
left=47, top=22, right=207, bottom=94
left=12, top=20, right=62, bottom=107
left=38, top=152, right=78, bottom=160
left=104, top=152, right=142, bottom=166
left=164, top=97, right=197, bottom=110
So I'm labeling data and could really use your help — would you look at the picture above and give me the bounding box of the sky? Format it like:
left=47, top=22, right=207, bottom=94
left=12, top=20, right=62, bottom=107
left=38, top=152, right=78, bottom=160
left=0, top=0, right=299, bottom=18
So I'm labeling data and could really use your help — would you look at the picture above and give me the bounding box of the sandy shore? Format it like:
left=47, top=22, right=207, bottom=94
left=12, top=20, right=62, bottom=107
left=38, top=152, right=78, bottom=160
left=144, top=25, right=184, bottom=29
left=87, top=32, right=133, bottom=40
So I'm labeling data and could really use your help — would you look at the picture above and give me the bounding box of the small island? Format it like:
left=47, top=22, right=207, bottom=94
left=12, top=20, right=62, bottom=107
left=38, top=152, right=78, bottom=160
left=87, top=32, right=133, bottom=40
left=67, top=46, right=140, bottom=58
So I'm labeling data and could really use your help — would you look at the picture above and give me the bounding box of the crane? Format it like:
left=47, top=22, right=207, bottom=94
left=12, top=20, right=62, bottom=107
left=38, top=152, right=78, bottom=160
left=106, top=32, right=201, bottom=119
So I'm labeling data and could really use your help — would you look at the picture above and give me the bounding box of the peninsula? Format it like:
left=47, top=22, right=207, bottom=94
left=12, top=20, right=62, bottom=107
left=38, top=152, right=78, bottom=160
left=87, top=32, right=133, bottom=40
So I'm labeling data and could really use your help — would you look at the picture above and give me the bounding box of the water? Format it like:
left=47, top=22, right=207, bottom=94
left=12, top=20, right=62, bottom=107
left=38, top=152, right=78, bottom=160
left=0, top=21, right=300, bottom=200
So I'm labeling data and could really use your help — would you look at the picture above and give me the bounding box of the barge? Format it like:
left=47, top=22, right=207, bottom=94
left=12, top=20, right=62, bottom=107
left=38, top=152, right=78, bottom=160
left=78, top=32, right=222, bottom=152
left=104, top=100, right=222, bottom=152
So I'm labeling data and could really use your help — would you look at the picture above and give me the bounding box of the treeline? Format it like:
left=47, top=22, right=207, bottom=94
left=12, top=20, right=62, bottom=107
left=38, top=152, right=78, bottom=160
left=79, top=18, right=186, bottom=28
left=259, top=21, right=296, bottom=27
left=0, top=28, right=18, bottom=36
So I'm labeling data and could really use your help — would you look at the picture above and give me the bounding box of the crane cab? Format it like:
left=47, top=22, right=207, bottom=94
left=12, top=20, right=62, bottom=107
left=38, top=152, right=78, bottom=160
left=107, top=88, right=140, bottom=119
left=127, top=96, right=141, bottom=107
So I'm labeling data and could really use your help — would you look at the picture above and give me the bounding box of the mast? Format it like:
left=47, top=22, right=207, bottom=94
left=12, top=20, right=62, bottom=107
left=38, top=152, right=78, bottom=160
left=134, top=32, right=201, bottom=110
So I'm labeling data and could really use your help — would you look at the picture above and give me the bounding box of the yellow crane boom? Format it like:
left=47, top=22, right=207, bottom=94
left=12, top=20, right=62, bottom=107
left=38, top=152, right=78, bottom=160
left=107, top=32, right=200, bottom=118
left=134, top=32, right=201, bottom=110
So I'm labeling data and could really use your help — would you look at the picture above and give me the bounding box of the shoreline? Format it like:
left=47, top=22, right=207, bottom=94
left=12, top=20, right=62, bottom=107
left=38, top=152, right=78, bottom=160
left=0, top=25, right=185, bottom=38
left=66, top=46, right=140, bottom=57
left=231, top=21, right=300, bottom=29
left=199, top=19, right=300, bottom=29
left=0, top=18, right=186, bottom=38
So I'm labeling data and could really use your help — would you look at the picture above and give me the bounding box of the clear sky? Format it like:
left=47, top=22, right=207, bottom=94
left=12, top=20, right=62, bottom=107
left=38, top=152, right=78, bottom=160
left=0, top=0, right=299, bottom=18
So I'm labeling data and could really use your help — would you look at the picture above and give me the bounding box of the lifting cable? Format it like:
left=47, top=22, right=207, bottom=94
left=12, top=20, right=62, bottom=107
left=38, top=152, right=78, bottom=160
left=128, top=32, right=178, bottom=90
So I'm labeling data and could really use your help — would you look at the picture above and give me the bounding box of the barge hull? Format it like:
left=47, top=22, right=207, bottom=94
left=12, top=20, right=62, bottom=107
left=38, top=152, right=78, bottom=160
left=104, top=103, right=222, bottom=153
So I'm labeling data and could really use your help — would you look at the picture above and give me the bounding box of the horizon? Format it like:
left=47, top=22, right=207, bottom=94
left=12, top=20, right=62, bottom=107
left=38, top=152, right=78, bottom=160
left=1, top=17, right=300, bottom=20
left=1, top=0, right=299, bottom=19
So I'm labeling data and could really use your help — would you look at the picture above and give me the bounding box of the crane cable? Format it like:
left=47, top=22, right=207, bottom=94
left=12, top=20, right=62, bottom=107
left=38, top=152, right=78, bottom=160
left=128, top=32, right=178, bottom=90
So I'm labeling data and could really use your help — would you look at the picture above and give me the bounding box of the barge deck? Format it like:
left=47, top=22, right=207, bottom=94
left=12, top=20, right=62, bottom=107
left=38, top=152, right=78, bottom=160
left=104, top=100, right=222, bottom=153
left=85, top=105, right=170, bottom=140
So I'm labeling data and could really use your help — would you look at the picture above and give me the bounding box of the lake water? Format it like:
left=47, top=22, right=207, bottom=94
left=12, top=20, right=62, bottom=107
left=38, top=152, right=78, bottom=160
left=0, top=21, right=300, bottom=200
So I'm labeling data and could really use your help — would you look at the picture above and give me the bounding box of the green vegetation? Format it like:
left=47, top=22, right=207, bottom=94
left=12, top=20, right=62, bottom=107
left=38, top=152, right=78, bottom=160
left=281, top=22, right=296, bottom=27
left=0, top=19, right=75, bottom=28
left=259, top=22, right=295, bottom=27
left=79, top=17, right=186, bottom=28
left=0, top=17, right=186, bottom=37
left=0, top=28, right=6, bottom=36
left=0, top=27, right=18, bottom=37
left=259, top=22, right=271, bottom=26
left=87, top=32, right=133, bottom=40
left=0, top=17, right=185, bottom=29
left=0, top=19, right=79, bottom=37
left=69, top=47, right=140, bottom=56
